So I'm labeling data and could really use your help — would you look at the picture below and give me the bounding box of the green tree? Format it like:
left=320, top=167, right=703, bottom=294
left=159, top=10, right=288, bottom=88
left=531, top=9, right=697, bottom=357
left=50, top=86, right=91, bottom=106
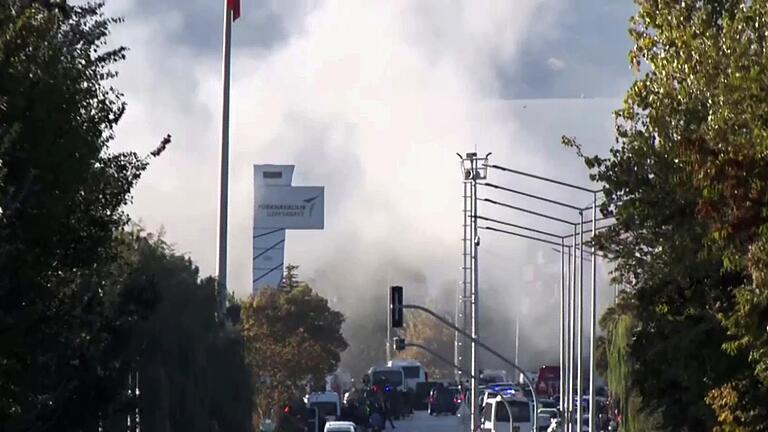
left=241, top=271, right=347, bottom=424
left=598, top=300, right=660, bottom=432
left=0, top=2, right=166, bottom=430
left=619, top=1, right=768, bottom=428
left=568, top=129, right=749, bottom=430
left=569, top=0, right=768, bottom=429
left=400, top=311, right=455, bottom=379
left=281, top=264, right=302, bottom=291
left=117, top=232, right=253, bottom=432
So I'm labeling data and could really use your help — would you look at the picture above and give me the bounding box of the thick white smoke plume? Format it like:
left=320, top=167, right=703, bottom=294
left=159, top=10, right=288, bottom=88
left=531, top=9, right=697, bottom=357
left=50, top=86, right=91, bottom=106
left=108, top=0, right=626, bottom=374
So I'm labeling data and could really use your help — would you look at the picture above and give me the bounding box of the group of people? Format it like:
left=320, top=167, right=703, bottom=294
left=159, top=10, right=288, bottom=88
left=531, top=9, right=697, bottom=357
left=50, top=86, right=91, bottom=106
left=343, top=371, right=439, bottom=431
left=340, top=397, right=394, bottom=432
left=340, top=382, right=405, bottom=431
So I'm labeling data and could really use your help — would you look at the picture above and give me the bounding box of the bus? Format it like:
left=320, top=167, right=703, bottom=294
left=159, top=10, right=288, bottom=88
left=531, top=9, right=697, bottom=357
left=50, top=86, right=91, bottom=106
left=368, top=366, right=405, bottom=390
left=387, top=359, right=427, bottom=392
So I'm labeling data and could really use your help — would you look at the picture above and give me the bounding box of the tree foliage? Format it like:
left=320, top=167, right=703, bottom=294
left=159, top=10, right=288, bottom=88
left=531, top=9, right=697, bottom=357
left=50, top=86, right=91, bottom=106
left=400, top=311, right=455, bottom=379
left=91, top=231, right=255, bottom=432
left=568, top=126, right=748, bottom=430
left=112, top=232, right=253, bottom=432
left=0, top=2, right=254, bottom=431
left=573, top=0, right=768, bottom=429
left=599, top=301, right=660, bottom=432
left=241, top=270, right=348, bottom=424
left=622, top=1, right=768, bottom=428
left=0, top=2, right=165, bottom=430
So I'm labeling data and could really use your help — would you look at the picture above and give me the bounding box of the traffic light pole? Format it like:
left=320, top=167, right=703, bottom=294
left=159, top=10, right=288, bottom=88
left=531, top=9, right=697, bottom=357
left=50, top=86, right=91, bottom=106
left=400, top=303, right=538, bottom=432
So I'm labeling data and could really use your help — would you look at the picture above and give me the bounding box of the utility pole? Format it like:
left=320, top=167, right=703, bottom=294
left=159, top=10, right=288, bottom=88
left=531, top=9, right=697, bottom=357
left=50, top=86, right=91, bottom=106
left=470, top=154, right=479, bottom=432
left=459, top=152, right=490, bottom=431
left=457, top=175, right=472, bottom=382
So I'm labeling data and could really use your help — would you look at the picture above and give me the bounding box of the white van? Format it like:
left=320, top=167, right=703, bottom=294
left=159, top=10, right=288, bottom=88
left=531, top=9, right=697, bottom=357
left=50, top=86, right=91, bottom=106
left=481, top=394, right=534, bottom=432
left=368, top=366, right=405, bottom=390
left=305, top=392, right=341, bottom=420
left=387, top=359, right=426, bottom=392
left=323, top=421, right=357, bottom=432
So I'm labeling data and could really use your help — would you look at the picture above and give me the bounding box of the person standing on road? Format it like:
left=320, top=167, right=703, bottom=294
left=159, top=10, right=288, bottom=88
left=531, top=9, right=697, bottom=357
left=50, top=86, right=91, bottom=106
left=382, top=397, right=396, bottom=429
left=368, top=401, right=385, bottom=432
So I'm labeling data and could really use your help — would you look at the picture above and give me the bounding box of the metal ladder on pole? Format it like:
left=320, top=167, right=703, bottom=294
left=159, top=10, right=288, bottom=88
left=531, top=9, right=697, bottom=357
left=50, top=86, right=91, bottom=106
left=455, top=180, right=473, bottom=380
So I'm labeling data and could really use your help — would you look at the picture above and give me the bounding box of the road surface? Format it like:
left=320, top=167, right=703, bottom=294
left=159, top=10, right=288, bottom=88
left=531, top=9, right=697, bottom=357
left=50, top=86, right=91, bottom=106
left=393, top=411, right=464, bottom=432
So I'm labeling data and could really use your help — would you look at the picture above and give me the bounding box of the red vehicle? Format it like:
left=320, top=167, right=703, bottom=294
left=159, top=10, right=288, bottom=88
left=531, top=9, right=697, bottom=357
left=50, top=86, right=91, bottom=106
left=535, top=365, right=560, bottom=397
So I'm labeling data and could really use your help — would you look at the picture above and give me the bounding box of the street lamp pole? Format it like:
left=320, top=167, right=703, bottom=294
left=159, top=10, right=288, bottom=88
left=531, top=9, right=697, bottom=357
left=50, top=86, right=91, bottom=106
left=588, top=193, right=598, bottom=432
left=476, top=164, right=608, bottom=431
left=559, top=238, right=566, bottom=414
left=576, top=211, right=585, bottom=429
left=479, top=222, right=590, bottom=432
left=569, top=224, right=577, bottom=432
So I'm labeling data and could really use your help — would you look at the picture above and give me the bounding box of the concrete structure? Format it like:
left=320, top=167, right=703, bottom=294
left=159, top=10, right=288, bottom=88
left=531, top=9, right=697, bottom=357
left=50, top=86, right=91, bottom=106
left=252, top=165, right=325, bottom=293
left=252, top=165, right=294, bottom=293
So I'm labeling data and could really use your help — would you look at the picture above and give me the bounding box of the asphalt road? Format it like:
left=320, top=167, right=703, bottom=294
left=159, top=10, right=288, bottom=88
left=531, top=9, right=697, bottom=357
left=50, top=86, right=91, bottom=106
left=393, top=410, right=464, bottom=432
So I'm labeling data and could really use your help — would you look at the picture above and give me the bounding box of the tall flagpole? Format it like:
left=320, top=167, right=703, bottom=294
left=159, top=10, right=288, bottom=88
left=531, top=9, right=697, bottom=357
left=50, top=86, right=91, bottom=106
left=217, top=1, right=233, bottom=316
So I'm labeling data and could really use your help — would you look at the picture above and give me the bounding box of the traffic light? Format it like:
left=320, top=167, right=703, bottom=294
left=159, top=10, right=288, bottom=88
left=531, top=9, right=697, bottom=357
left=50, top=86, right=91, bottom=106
left=390, top=285, right=403, bottom=328
left=393, top=337, right=406, bottom=352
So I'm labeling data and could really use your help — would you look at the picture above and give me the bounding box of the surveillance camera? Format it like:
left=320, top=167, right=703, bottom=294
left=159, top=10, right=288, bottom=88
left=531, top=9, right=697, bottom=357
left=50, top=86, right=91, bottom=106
left=474, top=236, right=480, bottom=246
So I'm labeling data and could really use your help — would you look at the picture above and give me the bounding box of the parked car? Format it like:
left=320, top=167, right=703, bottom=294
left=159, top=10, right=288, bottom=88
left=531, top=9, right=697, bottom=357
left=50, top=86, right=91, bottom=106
left=414, top=381, right=441, bottom=411
left=428, top=384, right=457, bottom=415
left=487, top=382, right=521, bottom=391
left=449, top=386, right=463, bottom=412
left=478, top=389, right=500, bottom=411
left=538, top=399, right=557, bottom=409
left=537, top=407, right=560, bottom=432
left=480, top=394, right=533, bottom=432
left=477, top=389, right=499, bottom=409
left=324, top=420, right=357, bottom=432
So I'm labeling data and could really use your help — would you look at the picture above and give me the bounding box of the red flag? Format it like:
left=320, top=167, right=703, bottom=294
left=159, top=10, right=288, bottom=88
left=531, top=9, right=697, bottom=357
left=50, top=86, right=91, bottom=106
left=227, top=0, right=241, bottom=21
